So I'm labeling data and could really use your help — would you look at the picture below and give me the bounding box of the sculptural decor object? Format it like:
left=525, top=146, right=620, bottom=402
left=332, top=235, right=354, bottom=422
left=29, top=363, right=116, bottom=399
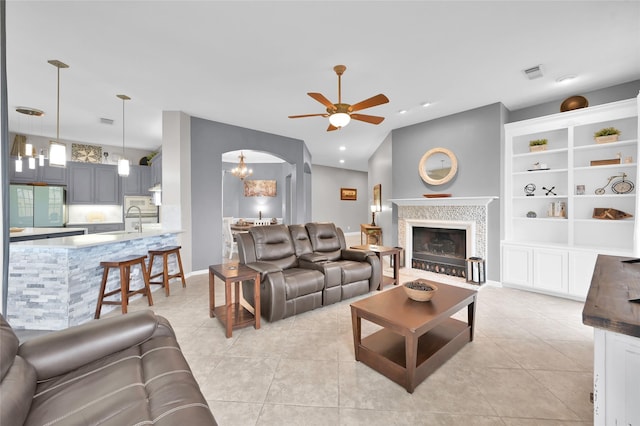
left=593, top=208, right=633, bottom=220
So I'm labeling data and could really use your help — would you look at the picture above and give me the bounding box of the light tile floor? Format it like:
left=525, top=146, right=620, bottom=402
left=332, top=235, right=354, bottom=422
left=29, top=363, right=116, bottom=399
left=120, top=264, right=594, bottom=426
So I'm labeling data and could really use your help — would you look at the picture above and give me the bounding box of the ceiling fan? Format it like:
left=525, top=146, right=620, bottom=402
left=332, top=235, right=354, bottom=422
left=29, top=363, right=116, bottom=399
left=288, top=65, right=389, bottom=131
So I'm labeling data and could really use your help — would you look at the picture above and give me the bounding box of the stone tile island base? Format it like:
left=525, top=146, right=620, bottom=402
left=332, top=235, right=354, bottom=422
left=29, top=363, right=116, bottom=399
left=8, top=232, right=180, bottom=330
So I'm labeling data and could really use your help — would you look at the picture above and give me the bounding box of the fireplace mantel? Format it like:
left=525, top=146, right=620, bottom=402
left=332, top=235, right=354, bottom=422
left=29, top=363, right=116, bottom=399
left=390, top=196, right=498, bottom=207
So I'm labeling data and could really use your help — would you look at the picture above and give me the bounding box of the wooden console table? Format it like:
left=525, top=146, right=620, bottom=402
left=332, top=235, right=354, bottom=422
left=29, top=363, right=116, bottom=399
left=360, top=224, right=382, bottom=245
left=351, top=283, right=476, bottom=393
left=351, top=244, right=400, bottom=291
left=208, top=263, right=260, bottom=338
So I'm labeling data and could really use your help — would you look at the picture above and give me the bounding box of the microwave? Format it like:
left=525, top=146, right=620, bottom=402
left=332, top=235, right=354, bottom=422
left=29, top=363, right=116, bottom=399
left=124, top=196, right=158, bottom=216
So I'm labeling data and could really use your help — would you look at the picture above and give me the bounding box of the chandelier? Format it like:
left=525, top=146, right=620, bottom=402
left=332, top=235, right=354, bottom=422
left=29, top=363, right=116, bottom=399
left=231, top=152, right=253, bottom=180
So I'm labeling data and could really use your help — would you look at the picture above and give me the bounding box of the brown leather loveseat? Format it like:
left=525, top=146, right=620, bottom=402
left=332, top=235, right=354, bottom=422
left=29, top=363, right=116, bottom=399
left=236, top=222, right=380, bottom=322
left=0, top=310, right=217, bottom=426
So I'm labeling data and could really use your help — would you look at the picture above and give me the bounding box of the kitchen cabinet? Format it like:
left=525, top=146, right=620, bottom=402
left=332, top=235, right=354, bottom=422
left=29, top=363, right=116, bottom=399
left=502, top=95, right=639, bottom=300
left=9, top=156, right=67, bottom=185
left=123, top=165, right=152, bottom=196
left=68, top=162, right=120, bottom=205
left=150, top=152, right=162, bottom=186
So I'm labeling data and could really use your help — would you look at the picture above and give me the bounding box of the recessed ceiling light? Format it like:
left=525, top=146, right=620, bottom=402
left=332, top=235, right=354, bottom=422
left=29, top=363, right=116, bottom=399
left=556, top=74, right=577, bottom=83
left=339, top=146, right=346, bottom=151
left=339, top=159, right=345, bottom=164
left=420, top=102, right=431, bottom=108
left=398, top=109, right=408, bottom=114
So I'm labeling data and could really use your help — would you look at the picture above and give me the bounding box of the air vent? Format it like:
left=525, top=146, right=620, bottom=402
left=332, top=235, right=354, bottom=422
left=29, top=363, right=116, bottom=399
left=523, top=65, right=543, bottom=80
left=100, top=117, right=114, bottom=125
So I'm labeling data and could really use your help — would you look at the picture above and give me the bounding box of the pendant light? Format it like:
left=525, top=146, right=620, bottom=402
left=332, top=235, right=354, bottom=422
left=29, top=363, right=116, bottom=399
left=117, top=94, right=131, bottom=176
left=48, top=60, right=68, bottom=167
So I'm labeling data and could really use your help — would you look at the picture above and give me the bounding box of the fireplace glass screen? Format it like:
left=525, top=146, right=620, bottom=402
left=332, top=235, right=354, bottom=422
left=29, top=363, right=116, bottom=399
left=412, top=227, right=467, bottom=277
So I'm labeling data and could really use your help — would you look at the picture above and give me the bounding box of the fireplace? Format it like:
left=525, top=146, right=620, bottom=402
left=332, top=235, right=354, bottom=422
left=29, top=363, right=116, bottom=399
left=412, top=226, right=467, bottom=277
left=403, top=219, right=476, bottom=278
left=393, top=196, right=496, bottom=281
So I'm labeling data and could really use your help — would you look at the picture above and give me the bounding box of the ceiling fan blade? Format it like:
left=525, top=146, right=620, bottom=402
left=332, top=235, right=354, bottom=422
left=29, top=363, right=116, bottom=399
left=308, top=92, right=336, bottom=110
left=350, top=94, right=389, bottom=112
left=288, top=113, right=329, bottom=119
left=327, top=124, right=339, bottom=131
left=350, top=113, right=385, bottom=125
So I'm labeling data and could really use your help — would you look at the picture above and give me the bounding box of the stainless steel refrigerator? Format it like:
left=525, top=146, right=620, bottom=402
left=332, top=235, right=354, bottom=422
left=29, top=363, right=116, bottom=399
left=10, top=185, right=67, bottom=227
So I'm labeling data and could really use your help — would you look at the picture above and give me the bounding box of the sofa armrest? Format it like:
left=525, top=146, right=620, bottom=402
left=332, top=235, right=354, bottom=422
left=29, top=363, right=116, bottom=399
left=341, top=248, right=374, bottom=262
left=246, top=261, right=282, bottom=280
left=18, top=310, right=165, bottom=381
left=299, top=253, right=328, bottom=263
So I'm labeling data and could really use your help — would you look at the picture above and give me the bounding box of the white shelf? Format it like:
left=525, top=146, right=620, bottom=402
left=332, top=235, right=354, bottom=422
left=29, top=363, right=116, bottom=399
left=502, top=96, right=639, bottom=301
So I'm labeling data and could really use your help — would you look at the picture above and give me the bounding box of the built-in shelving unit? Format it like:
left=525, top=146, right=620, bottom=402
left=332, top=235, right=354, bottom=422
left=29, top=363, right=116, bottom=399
left=502, top=95, right=639, bottom=300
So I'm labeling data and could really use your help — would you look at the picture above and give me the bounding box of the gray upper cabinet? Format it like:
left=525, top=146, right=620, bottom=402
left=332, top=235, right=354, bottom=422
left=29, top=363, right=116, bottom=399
left=68, top=162, right=120, bottom=204
left=9, top=157, right=67, bottom=185
left=123, top=165, right=152, bottom=196
left=150, top=152, right=162, bottom=186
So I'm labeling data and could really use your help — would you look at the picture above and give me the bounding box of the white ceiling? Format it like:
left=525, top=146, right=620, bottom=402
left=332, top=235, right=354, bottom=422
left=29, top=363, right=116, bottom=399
left=6, top=1, right=640, bottom=171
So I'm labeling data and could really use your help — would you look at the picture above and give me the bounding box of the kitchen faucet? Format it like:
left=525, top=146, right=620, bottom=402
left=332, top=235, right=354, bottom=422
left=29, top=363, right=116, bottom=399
left=126, top=205, right=143, bottom=233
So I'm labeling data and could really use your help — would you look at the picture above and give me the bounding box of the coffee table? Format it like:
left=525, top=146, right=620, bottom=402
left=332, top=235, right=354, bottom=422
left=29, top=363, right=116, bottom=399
left=351, top=244, right=401, bottom=290
left=350, top=281, right=477, bottom=393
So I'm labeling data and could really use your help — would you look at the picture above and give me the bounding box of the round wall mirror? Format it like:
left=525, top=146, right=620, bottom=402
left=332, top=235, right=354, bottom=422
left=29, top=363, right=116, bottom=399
left=418, top=147, right=458, bottom=185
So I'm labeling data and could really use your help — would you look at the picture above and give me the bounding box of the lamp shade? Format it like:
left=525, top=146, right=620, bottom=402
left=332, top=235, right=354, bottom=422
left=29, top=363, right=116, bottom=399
left=329, top=112, right=350, bottom=128
left=49, top=142, right=66, bottom=167
left=118, top=158, right=130, bottom=176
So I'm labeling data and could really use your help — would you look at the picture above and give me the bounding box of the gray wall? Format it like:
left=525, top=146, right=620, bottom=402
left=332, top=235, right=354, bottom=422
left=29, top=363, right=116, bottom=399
left=222, top=162, right=287, bottom=220
left=190, top=117, right=311, bottom=270
left=368, top=132, right=393, bottom=244
left=370, top=102, right=505, bottom=281
left=510, top=79, right=640, bottom=122
left=312, top=164, right=367, bottom=233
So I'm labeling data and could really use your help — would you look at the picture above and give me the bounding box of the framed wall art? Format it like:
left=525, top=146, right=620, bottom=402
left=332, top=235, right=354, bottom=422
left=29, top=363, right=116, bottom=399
left=373, top=184, right=381, bottom=211
left=72, top=143, right=103, bottom=163
left=244, top=179, right=277, bottom=197
left=341, top=187, right=357, bottom=201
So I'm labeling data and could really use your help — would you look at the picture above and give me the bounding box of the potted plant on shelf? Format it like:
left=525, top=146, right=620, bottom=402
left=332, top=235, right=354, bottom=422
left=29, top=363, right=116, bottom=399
left=594, top=127, right=621, bottom=144
left=529, top=139, right=548, bottom=152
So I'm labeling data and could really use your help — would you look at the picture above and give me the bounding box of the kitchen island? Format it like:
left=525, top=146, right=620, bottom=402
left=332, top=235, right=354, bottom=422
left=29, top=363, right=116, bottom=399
left=8, top=229, right=182, bottom=330
left=582, top=254, right=640, bottom=426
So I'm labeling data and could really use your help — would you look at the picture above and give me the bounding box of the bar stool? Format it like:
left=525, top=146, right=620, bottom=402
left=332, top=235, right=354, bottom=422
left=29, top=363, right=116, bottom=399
left=148, top=246, right=186, bottom=296
left=95, top=254, right=153, bottom=319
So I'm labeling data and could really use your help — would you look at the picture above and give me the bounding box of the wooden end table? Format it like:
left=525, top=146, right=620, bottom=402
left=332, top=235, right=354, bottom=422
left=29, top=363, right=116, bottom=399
left=208, top=263, right=261, bottom=338
left=351, top=244, right=401, bottom=291
left=350, top=281, right=477, bottom=393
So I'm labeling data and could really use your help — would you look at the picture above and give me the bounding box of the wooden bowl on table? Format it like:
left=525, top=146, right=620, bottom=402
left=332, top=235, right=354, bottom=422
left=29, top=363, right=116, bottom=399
left=403, top=280, right=438, bottom=302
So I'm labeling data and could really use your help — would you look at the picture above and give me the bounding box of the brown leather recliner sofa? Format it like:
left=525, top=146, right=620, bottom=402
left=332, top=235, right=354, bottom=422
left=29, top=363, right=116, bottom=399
left=0, top=310, right=217, bottom=426
left=236, top=222, right=380, bottom=322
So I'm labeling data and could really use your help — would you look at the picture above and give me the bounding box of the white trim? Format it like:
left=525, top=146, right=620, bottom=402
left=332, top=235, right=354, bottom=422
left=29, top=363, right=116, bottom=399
left=390, top=196, right=498, bottom=207
left=404, top=219, right=476, bottom=265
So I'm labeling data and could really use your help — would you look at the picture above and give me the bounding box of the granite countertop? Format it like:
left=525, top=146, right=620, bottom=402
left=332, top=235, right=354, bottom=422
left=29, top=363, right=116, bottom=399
left=10, top=229, right=182, bottom=249
left=9, top=227, right=88, bottom=237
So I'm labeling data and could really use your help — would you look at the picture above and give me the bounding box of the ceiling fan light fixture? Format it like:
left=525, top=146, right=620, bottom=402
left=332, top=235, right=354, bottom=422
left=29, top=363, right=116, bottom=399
left=329, top=112, right=350, bottom=128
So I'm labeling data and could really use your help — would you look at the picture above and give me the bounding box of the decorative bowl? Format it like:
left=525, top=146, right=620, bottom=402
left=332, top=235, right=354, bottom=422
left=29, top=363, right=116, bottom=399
left=403, top=280, right=438, bottom=302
